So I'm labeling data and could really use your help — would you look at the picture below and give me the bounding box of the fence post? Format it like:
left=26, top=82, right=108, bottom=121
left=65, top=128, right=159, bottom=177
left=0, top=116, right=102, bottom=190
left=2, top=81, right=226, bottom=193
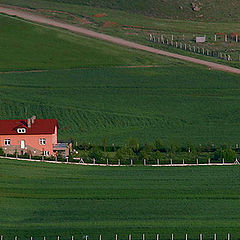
left=142, top=234, right=145, bottom=240
left=99, top=235, right=102, bottom=240
left=156, top=234, right=159, bottom=240
left=115, top=234, right=118, bottom=240
left=185, top=234, right=188, bottom=240
left=225, top=34, right=228, bottom=42
left=199, top=234, right=203, bottom=240
left=43, top=237, right=46, bottom=240
left=196, top=158, right=199, bottom=165
left=30, top=237, right=33, bottom=240
left=1, top=236, right=3, bottom=240
left=86, top=236, right=88, bottom=240
left=208, top=158, right=211, bottom=164
left=15, top=237, right=18, bottom=240
left=171, top=234, right=174, bottom=240
left=214, top=233, right=217, bottom=240
left=144, top=159, right=146, bottom=166
left=118, top=159, right=121, bottom=166
left=57, top=236, right=60, bottom=240
left=223, top=158, right=225, bottom=164
left=227, top=234, right=230, bottom=240
left=157, top=159, right=160, bottom=165
left=129, top=234, right=131, bottom=240
left=93, top=158, right=96, bottom=164
left=170, top=158, right=173, bottom=165
left=106, top=159, right=109, bottom=166
left=71, top=236, right=74, bottom=240
left=131, top=159, right=133, bottom=166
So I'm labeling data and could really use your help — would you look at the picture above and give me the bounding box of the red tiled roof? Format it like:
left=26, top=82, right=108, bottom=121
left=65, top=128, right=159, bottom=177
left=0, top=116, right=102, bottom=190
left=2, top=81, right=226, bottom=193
left=0, top=119, right=58, bottom=135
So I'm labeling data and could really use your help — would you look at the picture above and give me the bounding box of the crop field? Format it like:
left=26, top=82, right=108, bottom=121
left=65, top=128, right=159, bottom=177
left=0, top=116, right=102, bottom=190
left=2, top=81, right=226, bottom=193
left=1, top=65, right=240, bottom=145
left=0, top=14, right=166, bottom=71
left=0, top=2, right=240, bottom=145
left=0, top=159, right=240, bottom=239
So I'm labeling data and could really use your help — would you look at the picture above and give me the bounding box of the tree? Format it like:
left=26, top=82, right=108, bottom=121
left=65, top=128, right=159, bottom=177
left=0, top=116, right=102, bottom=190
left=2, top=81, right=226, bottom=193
left=88, top=147, right=103, bottom=161
left=115, top=146, right=135, bottom=161
left=155, top=139, right=166, bottom=152
left=214, top=147, right=236, bottom=162
left=102, top=137, right=107, bottom=152
left=126, top=138, right=140, bottom=153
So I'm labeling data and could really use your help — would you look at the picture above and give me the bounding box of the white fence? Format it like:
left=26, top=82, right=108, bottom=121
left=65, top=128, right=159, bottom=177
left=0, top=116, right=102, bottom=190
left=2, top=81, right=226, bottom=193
left=148, top=34, right=240, bottom=61
left=0, top=233, right=233, bottom=240
left=0, top=155, right=239, bottom=167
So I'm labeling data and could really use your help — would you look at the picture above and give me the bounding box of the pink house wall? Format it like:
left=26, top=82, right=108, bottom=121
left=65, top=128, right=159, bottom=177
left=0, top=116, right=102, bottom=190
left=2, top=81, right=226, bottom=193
left=0, top=130, right=57, bottom=155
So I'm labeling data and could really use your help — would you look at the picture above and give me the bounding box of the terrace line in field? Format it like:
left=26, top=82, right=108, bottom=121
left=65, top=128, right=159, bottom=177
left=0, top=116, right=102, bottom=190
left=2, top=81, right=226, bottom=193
left=0, top=116, right=70, bottom=157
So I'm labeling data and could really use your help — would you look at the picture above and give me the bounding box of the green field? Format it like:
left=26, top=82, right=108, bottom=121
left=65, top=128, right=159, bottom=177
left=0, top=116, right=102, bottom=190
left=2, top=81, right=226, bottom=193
left=2, top=0, right=240, bottom=22
left=0, top=13, right=240, bottom=145
left=1, top=0, right=240, bottom=68
left=0, top=159, right=240, bottom=239
left=0, top=14, right=167, bottom=71
left=1, top=65, right=240, bottom=145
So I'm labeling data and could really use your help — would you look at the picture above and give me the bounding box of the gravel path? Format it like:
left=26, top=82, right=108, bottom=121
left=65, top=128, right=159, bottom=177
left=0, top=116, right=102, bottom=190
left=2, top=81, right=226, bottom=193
left=1, top=5, right=240, bottom=75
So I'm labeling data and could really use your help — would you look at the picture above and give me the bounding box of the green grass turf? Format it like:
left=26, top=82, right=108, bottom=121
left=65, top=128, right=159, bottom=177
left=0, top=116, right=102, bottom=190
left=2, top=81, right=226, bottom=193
left=2, top=0, right=240, bottom=22
left=0, top=66, right=240, bottom=145
left=0, top=14, right=168, bottom=71
left=0, top=158, right=240, bottom=239
left=2, top=0, right=240, bottom=69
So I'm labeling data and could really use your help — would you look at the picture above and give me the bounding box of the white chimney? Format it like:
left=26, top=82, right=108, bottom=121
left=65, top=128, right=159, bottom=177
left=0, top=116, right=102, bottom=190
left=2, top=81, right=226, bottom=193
left=31, top=115, right=36, bottom=124
left=27, top=118, right=31, bottom=128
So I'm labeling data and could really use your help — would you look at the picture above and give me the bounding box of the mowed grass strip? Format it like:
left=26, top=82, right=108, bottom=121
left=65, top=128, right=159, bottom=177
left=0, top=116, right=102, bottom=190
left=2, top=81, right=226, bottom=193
left=0, top=158, right=240, bottom=239
left=0, top=14, right=169, bottom=71
left=0, top=66, right=240, bottom=144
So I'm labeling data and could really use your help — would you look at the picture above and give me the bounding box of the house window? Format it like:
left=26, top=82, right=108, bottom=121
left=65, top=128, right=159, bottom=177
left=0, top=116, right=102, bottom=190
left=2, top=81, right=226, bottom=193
left=40, top=138, right=46, bottom=145
left=43, top=151, right=50, bottom=156
left=17, top=128, right=26, bottom=134
left=4, top=139, right=11, bottom=146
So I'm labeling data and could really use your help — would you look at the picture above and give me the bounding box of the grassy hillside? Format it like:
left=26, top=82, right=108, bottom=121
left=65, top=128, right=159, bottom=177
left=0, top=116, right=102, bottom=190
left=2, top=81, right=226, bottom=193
left=1, top=159, right=240, bottom=238
left=1, top=66, right=240, bottom=145
left=1, top=0, right=240, bottom=69
left=0, top=14, right=166, bottom=71
left=2, top=0, right=240, bottom=22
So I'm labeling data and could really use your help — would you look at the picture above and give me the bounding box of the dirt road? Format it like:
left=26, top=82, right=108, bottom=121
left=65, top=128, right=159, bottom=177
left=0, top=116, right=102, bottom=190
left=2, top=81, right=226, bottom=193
left=1, top=5, right=240, bottom=75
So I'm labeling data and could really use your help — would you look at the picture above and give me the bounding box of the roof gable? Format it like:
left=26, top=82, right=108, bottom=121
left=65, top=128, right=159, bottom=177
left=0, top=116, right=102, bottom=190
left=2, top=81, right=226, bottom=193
left=0, top=119, right=58, bottom=135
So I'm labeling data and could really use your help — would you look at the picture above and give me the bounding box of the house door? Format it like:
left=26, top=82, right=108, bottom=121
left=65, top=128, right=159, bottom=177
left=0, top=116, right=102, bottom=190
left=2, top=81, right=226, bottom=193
left=21, top=140, right=25, bottom=149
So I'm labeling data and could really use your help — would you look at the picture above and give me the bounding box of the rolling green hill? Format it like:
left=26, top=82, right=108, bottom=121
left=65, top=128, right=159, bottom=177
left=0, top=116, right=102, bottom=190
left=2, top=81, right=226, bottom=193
left=1, top=159, right=240, bottom=238
left=0, top=6, right=240, bottom=145
left=2, top=0, right=240, bottom=22
left=1, top=66, right=240, bottom=145
left=0, top=14, right=167, bottom=71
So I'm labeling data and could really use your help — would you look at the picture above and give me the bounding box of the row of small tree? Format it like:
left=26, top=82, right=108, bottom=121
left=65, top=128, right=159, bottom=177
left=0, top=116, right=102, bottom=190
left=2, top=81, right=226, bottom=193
left=73, top=138, right=238, bottom=162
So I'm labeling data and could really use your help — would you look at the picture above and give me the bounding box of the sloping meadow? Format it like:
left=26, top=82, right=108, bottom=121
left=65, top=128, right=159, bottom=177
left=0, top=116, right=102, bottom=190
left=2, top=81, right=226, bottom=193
left=0, top=65, right=240, bottom=145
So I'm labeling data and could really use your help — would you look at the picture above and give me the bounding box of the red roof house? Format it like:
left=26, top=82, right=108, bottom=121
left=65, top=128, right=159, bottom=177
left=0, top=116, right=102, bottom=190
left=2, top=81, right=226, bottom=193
left=0, top=116, right=68, bottom=157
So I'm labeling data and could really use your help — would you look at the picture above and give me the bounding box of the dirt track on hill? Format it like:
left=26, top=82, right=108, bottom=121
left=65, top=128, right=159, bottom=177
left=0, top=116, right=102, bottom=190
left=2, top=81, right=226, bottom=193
left=1, top=5, right=240, bottom=75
